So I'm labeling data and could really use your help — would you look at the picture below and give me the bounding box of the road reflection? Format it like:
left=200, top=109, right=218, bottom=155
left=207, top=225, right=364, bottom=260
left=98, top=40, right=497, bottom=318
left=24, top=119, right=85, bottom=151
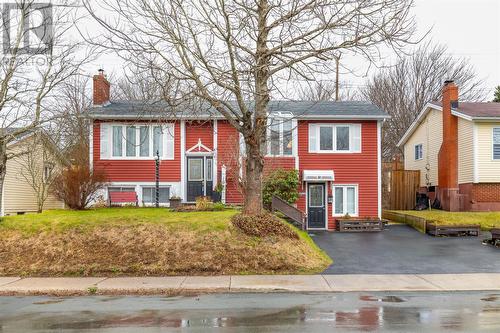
left=0, top=292, right=499, bottom=332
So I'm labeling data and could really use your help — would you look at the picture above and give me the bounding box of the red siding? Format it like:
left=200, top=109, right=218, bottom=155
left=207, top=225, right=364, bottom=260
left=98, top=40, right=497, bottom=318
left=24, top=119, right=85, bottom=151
left=263, top=157, right=295, bottom=176
left=93, top=120, right=181, bottom=182
left=296, top=120, right=379, bottom=230
left=186, top=121, right=213, bottom=151
left=216, top=121, right=243, bottom=204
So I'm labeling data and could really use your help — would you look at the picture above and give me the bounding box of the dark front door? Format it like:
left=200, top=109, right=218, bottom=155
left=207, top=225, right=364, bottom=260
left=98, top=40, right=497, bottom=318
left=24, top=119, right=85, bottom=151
left=308, top=183, right=326, bottom=229
left=187, top=157, right=204, bottom=202
left=187, top=156, right=214, bottom=202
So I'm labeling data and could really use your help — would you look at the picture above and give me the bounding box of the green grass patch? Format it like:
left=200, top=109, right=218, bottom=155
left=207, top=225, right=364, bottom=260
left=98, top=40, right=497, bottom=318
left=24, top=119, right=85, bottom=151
left=398, top=210, right=500, bottom=230
left=0, top=207, right=238, bottom=235
left=0, top=207, right=331, bottom=276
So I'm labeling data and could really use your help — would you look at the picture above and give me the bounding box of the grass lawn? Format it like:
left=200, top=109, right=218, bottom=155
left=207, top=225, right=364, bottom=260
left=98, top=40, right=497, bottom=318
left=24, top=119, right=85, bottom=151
left=0, top=208, right=331, bottom=277
left=398, top=210, right=500, bottom=230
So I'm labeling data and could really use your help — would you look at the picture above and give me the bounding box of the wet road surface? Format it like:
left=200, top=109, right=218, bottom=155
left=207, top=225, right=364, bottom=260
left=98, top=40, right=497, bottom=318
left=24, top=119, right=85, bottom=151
left=312, top=224, right=500, bottom=274
left=1, top=292, right=500, bottom=332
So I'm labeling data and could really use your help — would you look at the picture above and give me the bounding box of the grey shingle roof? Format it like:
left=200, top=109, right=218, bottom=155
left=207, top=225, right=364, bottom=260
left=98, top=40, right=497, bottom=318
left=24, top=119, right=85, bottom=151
left=431, top=101, right=500, bottom=119
left=88, top=100, right=389, bottom=120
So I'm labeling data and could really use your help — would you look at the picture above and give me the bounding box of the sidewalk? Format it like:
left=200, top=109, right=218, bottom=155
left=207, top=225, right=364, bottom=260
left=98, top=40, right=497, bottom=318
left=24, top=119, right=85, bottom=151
left=1, top=274, right=500, bottom=295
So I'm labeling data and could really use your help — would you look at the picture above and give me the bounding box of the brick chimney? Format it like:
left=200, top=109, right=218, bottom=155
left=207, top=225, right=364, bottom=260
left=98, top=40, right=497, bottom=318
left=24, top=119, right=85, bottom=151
left=437, top=80, right=460, bottom=211
left=93, top=69, right=110, bottom=106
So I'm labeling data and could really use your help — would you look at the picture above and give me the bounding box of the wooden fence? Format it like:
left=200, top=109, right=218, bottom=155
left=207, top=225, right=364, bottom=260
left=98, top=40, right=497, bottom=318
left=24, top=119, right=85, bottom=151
left=383, top=169, right=420, bottom=210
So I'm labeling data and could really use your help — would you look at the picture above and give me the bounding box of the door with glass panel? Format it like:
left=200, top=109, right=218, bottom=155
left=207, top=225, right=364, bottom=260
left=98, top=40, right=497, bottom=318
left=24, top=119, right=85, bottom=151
left=307, top=183, right=326, bottom=229
left=186, top=156, right=213, bottom=202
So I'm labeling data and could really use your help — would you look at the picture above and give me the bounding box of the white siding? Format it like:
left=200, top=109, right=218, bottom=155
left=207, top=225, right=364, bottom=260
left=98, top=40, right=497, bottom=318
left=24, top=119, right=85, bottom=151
left=404, top=108, right=443, bottom=187
left=458, top=118, right=474, bottom=184
left=477, top=122, right=500, bottom=183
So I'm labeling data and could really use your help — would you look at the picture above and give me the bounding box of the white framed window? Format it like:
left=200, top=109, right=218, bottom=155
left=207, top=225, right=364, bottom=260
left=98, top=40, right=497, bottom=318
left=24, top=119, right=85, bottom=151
left=414, top=144, right=423, bottom=160
left=309, top=124, right=361, bottom=153
left=43, top=163, right=54, bottom=182
left=101, top=123, right=175, bottom=160
left=188, top=158, right=203, bottom=181
left=266, top=116, right=294, bottom=156
left=493, top=128, right=500, bottom=160
left=332, top=184, right=358, bottom=216
left=142, top=186, right=170, bottom=205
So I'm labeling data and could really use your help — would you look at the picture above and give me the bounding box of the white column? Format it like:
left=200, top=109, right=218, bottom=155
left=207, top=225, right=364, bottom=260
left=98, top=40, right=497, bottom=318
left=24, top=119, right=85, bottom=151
left=180, top=120, right=186, bottom=202
left=213, top=120, right=218, bottom=187
left=221, top=164, right=227, bottom=204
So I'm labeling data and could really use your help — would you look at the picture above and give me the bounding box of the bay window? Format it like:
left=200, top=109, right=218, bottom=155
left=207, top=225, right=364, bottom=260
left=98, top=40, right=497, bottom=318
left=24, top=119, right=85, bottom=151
left=103, top=123, right=174, bottom=160
left=333, top=185, right=358, bottom=216
left=267, top=116, right=294, bottom=156
left=309, top=123, right=361, bottom=153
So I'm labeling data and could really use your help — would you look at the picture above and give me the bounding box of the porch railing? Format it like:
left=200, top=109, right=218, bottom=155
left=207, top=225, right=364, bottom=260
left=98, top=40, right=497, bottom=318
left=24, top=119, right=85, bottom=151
left=271, top=195, right=306, bottom=230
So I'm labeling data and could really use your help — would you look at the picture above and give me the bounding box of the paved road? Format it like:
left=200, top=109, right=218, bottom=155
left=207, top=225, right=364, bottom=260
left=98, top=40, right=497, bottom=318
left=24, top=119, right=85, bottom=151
left=312, top=224, right=500, bottom=274
left=1, top=292, right=499, bottom=332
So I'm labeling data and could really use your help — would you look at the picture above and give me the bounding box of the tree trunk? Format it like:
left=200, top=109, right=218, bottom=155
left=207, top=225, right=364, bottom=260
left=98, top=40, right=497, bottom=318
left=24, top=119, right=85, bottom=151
left=243, top=137, right=265, bottom=214
left=240, top=0, right=270, bottom=215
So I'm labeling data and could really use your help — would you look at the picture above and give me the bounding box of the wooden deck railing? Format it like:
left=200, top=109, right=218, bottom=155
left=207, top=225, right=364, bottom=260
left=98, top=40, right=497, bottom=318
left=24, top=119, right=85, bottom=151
left=271, top=195, right=306, bottom=230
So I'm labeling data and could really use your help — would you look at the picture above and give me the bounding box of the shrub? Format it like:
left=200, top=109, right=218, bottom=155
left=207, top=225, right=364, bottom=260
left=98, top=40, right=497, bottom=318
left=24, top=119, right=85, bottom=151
left=51, top=165, right=107, bottom=210
left=262, top=169, right=299, bottom=209
left=212, top=202, right=225, bottom=211
left=231, top=213, right=299, bottom=239
left=195, top=196, right=213, bottom=210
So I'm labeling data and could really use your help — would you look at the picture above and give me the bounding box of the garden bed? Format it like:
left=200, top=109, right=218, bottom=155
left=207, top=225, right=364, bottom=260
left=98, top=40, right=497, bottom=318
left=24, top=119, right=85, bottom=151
left=336, top=218, right=385, bottom=232
left=0, top=208, right=331, bottom=276
left=426, top=222, right=480, bottom=237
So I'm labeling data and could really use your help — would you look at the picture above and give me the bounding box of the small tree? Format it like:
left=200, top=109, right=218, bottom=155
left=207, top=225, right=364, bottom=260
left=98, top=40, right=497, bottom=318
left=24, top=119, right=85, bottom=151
left=52, top=165, right=107, bottom=210
left=17, top=133, right=61, bottom=213
left=493, top=86, right=500, bottom=102
left=262, top=169, right=299, bottom=209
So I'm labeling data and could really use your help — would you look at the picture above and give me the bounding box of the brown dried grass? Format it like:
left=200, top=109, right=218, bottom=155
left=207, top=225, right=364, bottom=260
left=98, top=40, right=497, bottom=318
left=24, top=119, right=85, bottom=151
left=0, top=223, right=329, bottom=276
left=231, top=213, right=299, bottom=239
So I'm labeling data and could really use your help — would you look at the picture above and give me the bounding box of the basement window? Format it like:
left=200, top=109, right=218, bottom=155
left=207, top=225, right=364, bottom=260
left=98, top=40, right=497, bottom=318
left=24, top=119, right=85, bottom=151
left=493, top=128, right=500, bottom=160
left=414, top=144, right=423, bottom=160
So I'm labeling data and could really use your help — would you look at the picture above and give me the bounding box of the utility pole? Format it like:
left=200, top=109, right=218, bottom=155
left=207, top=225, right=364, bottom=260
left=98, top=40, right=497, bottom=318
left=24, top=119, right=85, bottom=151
left=335, top=55, right=340, bottom=102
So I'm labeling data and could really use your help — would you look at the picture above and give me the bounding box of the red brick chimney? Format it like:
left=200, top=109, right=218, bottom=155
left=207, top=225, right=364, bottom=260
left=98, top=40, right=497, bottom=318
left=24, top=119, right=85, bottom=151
left=437, top=80, right=460, bottom=211
left=93, top=69, right=110, bottom=106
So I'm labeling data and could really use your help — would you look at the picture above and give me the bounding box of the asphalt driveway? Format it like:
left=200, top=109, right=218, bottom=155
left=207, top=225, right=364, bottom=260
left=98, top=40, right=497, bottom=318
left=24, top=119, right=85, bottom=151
left=312, top=224, right=500, bottom=274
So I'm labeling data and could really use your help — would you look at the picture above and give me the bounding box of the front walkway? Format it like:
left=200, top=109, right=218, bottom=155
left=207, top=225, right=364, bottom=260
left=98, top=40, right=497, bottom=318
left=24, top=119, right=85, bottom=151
left=1, top=274, right=500, bottom=295
left=312, top=224, right=500, bottom=274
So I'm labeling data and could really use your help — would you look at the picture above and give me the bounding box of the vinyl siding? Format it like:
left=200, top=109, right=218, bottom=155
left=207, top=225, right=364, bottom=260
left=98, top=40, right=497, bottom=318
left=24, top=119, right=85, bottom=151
left=3, top=137, right=63, bottom=215
left=404, top=108, right=442, bottom=187
left=297, top=120, right=379, bottom=229
left=476, top=122, right=500, bottom=183
left=216, top=120, right=243, bottom=204
left=458, top=118, right=474, bottom=184
left=93, top=120, right=182, bottom=182
left=186, top=121, right=213, bottom=151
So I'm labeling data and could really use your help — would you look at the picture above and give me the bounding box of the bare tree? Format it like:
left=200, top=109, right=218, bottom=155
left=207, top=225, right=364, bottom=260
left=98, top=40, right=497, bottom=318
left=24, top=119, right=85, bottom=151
left=299, top=81, right=359, bottom=101
left=16, top=132, right=61, bottom=213
left=0, top=1, right=93, bottom=215
left=363, top=42, right=486, bottom=160
left=84, top=0, right=418, bottom=214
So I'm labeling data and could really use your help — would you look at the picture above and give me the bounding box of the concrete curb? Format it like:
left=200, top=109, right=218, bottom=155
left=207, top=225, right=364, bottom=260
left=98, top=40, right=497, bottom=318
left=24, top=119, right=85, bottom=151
left=0, top=274, right=500, bottom=295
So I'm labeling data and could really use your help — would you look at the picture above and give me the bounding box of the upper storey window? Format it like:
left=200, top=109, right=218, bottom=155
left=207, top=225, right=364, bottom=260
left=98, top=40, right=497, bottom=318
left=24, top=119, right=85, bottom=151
left=309, top=124, right=361, bottom=153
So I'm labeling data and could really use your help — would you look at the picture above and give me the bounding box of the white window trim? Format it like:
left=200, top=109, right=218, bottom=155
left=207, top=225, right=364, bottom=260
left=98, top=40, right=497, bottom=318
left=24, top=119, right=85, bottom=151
left=414, top=143, right=423, bottom=161
left=265, top=116, right=296, bottom=157
left=309, top=123, right=362, bottom=153
left=492, top=127, right=500, bottom=161
left=188, top=158, right=204, bottom=181
left=332, top=184, right=359, bottom=217
left=141, top=185, right=171, bottom=206
left=107, top=123, right=175, bottom=160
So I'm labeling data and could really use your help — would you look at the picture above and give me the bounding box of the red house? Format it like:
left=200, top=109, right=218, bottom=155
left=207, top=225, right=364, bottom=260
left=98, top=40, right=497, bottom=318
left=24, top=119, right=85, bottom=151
left=89, top=71, right=388, bottom=231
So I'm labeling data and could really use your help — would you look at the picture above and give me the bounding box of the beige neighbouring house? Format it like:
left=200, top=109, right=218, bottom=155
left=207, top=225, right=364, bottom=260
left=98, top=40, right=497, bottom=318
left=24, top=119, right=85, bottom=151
left=398, top=81, right=500, bottom=211
left=1, top=130, right=65, bottom=216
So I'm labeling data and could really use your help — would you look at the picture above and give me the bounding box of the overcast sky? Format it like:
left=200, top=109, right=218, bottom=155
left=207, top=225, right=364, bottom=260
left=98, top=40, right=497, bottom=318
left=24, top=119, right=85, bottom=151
left=88, top=0, right=500, bottom=100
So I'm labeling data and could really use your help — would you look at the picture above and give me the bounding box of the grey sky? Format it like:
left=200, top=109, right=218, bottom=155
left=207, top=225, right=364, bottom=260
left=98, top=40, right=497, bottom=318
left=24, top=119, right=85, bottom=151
left=88, top=0, right=500, bottom=100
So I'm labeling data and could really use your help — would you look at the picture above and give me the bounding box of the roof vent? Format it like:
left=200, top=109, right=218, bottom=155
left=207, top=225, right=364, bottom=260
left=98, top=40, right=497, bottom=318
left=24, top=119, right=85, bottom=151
left=451, top=100, right=459, bottom=109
